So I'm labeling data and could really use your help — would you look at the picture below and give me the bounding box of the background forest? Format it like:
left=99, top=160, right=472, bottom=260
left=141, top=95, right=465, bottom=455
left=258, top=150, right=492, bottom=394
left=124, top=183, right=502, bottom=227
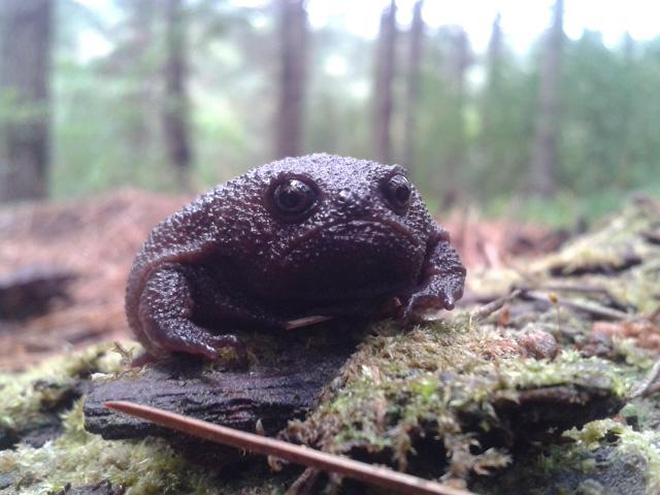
left=2, top=0, right=660, bottom=225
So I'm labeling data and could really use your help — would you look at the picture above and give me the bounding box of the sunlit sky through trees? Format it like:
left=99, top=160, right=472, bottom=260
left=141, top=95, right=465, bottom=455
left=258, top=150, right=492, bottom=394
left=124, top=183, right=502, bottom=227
left=77, top=0, right=660, bottom=62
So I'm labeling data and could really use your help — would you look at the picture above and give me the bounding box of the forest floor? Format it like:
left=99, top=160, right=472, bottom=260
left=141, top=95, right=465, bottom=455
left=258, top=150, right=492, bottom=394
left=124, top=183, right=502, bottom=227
left=0, top=189, right=564, bottom=371
left=1, top=191, right=659, bottom=495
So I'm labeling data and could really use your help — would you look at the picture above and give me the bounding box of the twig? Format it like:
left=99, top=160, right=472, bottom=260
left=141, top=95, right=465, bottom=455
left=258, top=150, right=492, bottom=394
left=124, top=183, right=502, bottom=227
left=105, top=401, right=476, bottom=495
left=628, top=358, right=660, bottom=400
left=471, top=289, right=521, bottom=323
left=648, top=303, right=660, bottom=324
left=285, top=315, right=333, bottom=330
left=286, top=467, right=320, bottom=495
left=519, top=283, right=613, bottom=297
left=521, top=290, right=630, bottom=321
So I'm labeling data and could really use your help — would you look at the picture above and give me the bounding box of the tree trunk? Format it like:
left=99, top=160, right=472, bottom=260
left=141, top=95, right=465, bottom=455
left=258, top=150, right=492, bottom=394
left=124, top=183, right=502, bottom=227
left=163, top=0, right=192, bottom=190
left=485, top=13, right=503, bottom=92
left=0, top=0, right=52, bottom=202
left=373, top=0, right=397, bottom=164
left=275, top=0, right=308, bottom=159
left=443, top=28, right=470, bottom=202
left=402, top=0, right=424, bottom=177
left=530, top=0, right=564, bottom=197
left=126, top=0, right=156, bottom=176
left=478, top=13, right=503, bottom=171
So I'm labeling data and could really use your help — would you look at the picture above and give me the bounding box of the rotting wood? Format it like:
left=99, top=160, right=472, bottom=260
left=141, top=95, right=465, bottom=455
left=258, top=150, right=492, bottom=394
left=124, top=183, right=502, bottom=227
left=0, top=265, right=76, bottom=321
left=84, top=335, right=356, bottom=444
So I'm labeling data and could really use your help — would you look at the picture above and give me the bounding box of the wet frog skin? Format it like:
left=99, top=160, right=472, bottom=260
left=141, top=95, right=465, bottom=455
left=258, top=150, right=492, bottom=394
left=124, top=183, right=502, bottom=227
left=126, top=154, right=466, bottom=360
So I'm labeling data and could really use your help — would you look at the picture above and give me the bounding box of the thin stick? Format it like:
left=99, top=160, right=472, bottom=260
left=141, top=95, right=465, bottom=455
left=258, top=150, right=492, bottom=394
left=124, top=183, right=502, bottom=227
left=648, top=303, right=660, bottom=324
left=521, top=290, right=630, bottom=321
left=628, top=358, right=660, bottom=399
left=284, top=315, right=333, bottom=330
left=105, top=401, right=475, bottom=495
left=471, top=289, right=521, bottom=322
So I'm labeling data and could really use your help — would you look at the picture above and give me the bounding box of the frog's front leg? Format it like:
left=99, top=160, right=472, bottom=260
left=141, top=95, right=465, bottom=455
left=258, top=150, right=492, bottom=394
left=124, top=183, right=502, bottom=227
left=136, top=265, right=281, bottom=361
left=402, top=229, right=466, bottom=322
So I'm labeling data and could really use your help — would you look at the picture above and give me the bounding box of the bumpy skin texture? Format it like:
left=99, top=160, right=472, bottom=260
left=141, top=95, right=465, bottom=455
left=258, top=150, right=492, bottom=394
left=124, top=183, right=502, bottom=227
left=126, top=154, right=466, bottom=360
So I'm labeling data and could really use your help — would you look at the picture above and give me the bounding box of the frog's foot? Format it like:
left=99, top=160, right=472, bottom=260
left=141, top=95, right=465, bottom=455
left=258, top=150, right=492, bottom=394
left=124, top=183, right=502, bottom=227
left=401, top=291, right=457, bottom=327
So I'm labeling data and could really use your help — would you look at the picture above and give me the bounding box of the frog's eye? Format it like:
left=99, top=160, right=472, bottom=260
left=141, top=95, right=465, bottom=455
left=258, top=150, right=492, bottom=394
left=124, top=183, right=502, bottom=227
left=383, top=174, right=412, bottom=212
left=272, top=178, right=317, bottom=218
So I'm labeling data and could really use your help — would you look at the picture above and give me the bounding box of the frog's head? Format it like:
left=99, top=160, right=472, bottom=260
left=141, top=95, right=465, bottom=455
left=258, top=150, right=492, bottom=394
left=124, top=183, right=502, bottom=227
left=248, top=154, right=433, bottom=300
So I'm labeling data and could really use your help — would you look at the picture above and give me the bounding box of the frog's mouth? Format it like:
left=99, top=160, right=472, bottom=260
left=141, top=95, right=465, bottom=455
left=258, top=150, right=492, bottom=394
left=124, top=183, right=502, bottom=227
left=285, top=218, right=421, bottom=256
left=273, top=218, right=425, bottom=299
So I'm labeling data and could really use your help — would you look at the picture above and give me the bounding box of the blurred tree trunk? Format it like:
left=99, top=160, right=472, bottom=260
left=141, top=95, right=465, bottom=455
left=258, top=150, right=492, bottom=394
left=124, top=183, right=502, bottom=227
left=482, top=13, right=503, bottom=134
left=478, top=12, right=503, bottom=185
left=402, top=0, right=424, bottom=176
left=163, top=0, right=192, bottom=190
left=276, top=0, right=308, bottom=159
left=373, top=0, right=397, bottom=164
left=0, top=0, right=52, bottom=202
left=443, top=28, right=470, bottom=204
left=126, top=0, right=156, bottom=175
left=530, top=0, right=564, bottom=197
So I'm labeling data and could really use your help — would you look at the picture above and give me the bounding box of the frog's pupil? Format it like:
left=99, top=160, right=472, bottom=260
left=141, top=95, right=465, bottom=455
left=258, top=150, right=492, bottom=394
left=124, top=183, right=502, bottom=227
left=395, top=184, right=410, bottom=204
left=281, top=187, right=301, bottom=209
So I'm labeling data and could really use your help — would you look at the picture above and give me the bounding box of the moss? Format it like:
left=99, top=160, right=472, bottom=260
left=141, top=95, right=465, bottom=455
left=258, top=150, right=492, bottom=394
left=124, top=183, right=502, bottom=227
left=5, top=200, right=660, bottom=493
left=563, top=420, right=660, bottom=495
left=283, top=320, right=628, bottom=481
left=0, top=345, right=125, bottom=434
left=0, top=399, right=289, bottom=495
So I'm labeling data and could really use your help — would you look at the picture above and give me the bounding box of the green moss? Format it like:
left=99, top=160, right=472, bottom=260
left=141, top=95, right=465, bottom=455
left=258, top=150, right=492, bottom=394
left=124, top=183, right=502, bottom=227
left=0, top=345, right=124, bottom=433
left=563, top=419, right=660, bottom=495
left=284, top=321, right=628, bottom=479
left=0, top=399, right=288, bottom=495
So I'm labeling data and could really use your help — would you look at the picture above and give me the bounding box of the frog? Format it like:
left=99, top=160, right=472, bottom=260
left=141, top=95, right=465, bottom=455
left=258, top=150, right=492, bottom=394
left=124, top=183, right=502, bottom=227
left=125, top=154, right=466, bottom=361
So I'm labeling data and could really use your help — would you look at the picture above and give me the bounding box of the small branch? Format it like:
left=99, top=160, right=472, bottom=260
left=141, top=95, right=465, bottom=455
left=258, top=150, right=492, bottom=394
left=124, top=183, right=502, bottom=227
left=628, top=358, right=660, bottom=399
left=105, top=401, right=477, bottom=495
left=519, top=283, right=612, bottom=297
left=286, top=467, right=321, bottom=495
left=521, top=290, right=630, bottom=321
left=647, top=303, right=660, bottom=324
left=285, top=315, right=333, bottom=330
left=471, top=289, right=521, bottom=323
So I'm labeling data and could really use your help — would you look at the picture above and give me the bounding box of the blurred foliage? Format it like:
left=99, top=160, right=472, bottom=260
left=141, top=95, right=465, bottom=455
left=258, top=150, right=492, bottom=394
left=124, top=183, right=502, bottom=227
left=24, top=1, right=660, bottom=223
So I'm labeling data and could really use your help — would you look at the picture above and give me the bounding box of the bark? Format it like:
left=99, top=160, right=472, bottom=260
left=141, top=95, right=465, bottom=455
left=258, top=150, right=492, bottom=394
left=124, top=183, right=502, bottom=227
left=372, top=0, right=397, bottom=164
left=0, top=0, right=52, bottom=202
left=163, top=0, right=192, bottom=190
left=275, top=0, right=308, bottom=159
left=530, top=0, right=564, bottom=197
left=84, top=336, right=355, bottom=465
left=402, top=0, right=424, bottom=176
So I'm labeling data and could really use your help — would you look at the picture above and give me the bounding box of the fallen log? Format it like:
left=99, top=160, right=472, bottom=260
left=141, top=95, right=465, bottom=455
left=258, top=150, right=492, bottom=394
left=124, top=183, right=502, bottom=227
left=83, top=332, right=357, bottom=463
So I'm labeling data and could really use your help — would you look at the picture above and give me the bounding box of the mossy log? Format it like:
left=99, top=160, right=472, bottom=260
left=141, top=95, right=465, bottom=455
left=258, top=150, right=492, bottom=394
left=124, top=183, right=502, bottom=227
left=83, top=333, right=356, bottom=445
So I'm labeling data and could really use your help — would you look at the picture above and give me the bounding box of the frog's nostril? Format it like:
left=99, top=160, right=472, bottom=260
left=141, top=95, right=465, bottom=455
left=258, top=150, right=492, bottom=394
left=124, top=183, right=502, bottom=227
left=338, top=188, right=352, bottom=202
